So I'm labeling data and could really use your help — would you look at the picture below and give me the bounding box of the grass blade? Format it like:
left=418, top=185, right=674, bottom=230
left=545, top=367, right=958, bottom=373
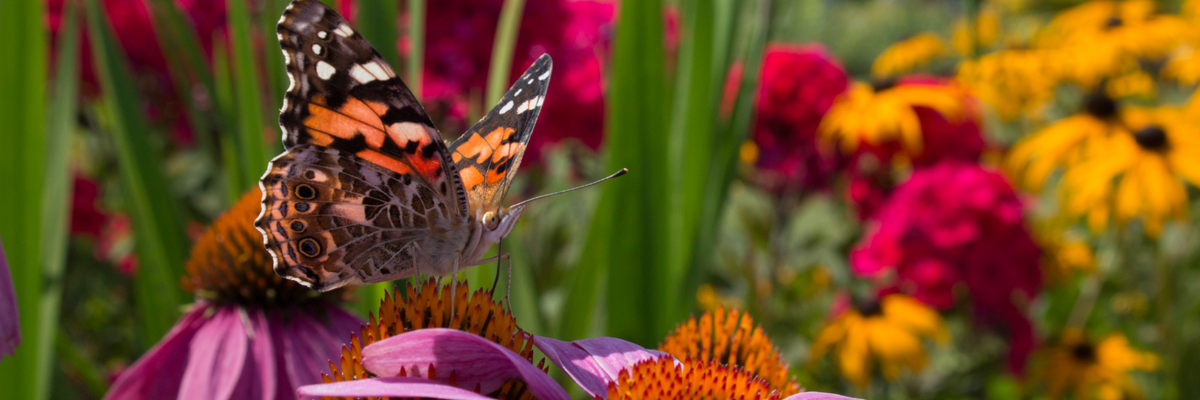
left=0, top=0, right=47, bottom=397
left=212, top=39, right=245, bottom=204
left=356, top=0, right=401, bottom=68
left=228, top=0, right=271, bottom=191
left=407, top=0, right=425, bottom=99
left=85, top=0, right=189, bottom=342
left=36, top=2, right=82, bottom=397
left=665, top=0, right=718, bottom=323
left=143, top=0, right=219, bottom=158
left=485, top=0, right=527, bottom=105
left=601, top=0, right=673, bottom=346
left=261, top=0, right=290, bottom=130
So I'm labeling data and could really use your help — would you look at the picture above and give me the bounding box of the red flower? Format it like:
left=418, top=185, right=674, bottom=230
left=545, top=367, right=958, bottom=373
left=751, top=43, right=849, bottom=190
left=852, top=163, right=1041, bottom=372
left=70, top=174, right=108, bottom=238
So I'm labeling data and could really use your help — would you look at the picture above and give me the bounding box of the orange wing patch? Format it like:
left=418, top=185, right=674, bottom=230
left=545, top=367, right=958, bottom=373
left=303, top=95, right=444, bottom=179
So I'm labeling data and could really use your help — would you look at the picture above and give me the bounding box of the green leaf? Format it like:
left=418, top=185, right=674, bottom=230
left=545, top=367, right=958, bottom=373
left=85, top=0, right=189, bottom=342
left=228, top=0, right=271, bottom=191
left=601, top=0, right=673, bottom=346
left=407, top=0, right=425, bottom=99
left=356, top=0, right=401, bottom=68
left=143, top=0, right=219, bottom=158
left=0, top=0, right=47, bottom=397
left=36, top=2, right=82, bottom=397
left=485, top=0, right=527, bottom=106
left=212, top=39, right=245, bottom=204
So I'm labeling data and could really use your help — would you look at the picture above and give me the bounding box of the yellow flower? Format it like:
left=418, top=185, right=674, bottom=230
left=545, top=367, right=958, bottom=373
left=810, top=294, right=948, bottom=387
left=819, top=81, right=966, bottom=156
left=1162, top=46, right=1200, bottom=85
left=957, top=49, right=1058, bottom=120
left=1035, top=0, right=1200, bottom=89
left=1106, top=70, right=1155, bottom=99
left=872, top=33, right=950, bottom=79
left=951, top=6, right=1000, bottom=55
left=1006, top=92, right=1125, bottom=191
left=1036, top=329, right=1159, bottom=400
left=1039, top=233, right=1096, bottom=282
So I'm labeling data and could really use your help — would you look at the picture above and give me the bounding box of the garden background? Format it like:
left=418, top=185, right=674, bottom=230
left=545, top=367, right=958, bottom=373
left=1, top=0, right=1199, bottom=399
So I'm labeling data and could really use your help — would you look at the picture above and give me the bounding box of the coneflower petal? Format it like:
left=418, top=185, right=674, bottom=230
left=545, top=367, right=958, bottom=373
left=534, top=336, right=673, bottom=399
left=297, top=376, right=496, bottom=399
left=0, top=238, right=17, bottom=361
left=179, top=308, right=249, bottom=399
left=360, top=328, right=569, bottom=400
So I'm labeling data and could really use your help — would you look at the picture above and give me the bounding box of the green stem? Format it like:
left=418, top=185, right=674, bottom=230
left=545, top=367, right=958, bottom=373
left=407, top=0, right=425, bottom=100
left=485, top=0, right=527, bottom=106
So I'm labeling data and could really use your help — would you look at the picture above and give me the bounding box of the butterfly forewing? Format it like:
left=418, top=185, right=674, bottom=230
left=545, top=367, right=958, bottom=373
left=449, top=55, right=552, bottom=211
left=257, top=0, right=469, bottom=291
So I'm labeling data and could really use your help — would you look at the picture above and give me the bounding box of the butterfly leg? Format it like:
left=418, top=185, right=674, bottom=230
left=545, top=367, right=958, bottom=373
left=450, top=251, right=460, bottom=323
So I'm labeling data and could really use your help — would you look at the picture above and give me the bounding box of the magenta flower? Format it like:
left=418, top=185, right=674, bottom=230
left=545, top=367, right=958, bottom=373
left=852, top=163, right=1042, bottom=372
left=298, top=329, right=856, bottom=400
left=752, top=43, right=850, bottom=191
left=0, top=236, right=20, bottom=361
left=104, top=190, right=363, bottom=399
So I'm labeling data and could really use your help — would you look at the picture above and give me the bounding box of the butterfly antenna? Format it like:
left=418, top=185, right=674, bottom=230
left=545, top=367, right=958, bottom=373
left=511, top=168, right=628, bottom=209
left=505, top=253, right=513, bottom=315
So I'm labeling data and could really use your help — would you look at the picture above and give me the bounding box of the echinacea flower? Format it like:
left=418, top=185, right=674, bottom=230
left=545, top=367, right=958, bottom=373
left=871, top=33, right=950, bottom=79
left=303, top=283, right=855, bottom=399
left=818, top=78, right=968, bottom=160
left=1058, top=106, right=1200, bottom=236
left=1034, top=329, right=1159, bottom=400
left=752, top=43, right=849, bottom=190
left=0, top=236, right=19, bottom=361
left=851, top=163, right=1042, bottom=371
left=658, top=306, right=800, bottom=396
left=104, top=189, right=362, bottom=400
left=810, top=294, right=947, bottom=387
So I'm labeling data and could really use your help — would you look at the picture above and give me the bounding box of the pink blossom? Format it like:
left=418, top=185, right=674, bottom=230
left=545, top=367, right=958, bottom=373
left=852, top=163, right=1041, bottom=372
left=104, top=302, right=361, bottom=399
left=0, top=237, right=19, bottom=361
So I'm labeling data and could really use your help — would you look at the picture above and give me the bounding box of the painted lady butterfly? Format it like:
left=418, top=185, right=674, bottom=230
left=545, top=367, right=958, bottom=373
left=256, top=0, right=551, bottom=291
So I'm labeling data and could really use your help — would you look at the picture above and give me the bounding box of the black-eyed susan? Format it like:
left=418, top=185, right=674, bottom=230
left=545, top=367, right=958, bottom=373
left=1035, top=329, right=1158, bottom=400
left=1058, top=106, right=1200, bottom=235
left=1039, top=233, right=1096, bottom=283
left=957, top=48, right=1059, bottom=120
left=1162, top=46, right=1200, bottom=85
left=818, top=79, right=967, bottom=158
left=659, top=306, right=800, bottom=395
left=951, top=5, right=1000, bottom=55
left=871, top=33, right=950, bottom=79
left=1006, top=91, right=1127, bottom=191
left=810, top=294, right=948, bottom=387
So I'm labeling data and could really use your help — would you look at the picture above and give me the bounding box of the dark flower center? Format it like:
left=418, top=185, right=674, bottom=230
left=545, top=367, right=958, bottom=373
left=1105, top=16, right=1123, bottom=29
left=871, top=79, right=897, bottom=93
left=1071, top=342, right=1097, bottom=363
left=1134, top=125, right=1169, bottom=151
left=1083, top=92, right=1118, bottom=119
left=853, top=297, right=884, bottom=317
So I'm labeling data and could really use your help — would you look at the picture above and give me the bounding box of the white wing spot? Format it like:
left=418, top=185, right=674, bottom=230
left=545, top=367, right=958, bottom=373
left=349, top=64, right=376, bottom=84
left=515, top=89, right=522, bottom=95
left=276, top=33, right=284, bottom=42
left=316, top=61, right=336, bottom=80
left=363, top=61, right=391, bottom=80
left=538, top=70, right=551, bottom=80
left=277, top=14, right=287, bottom=25
left=335, top=23, right=354, bottom=37
left=317, top=31, right=328, bottom=39
left=517, top=100, right=529, bottom=114
left=499, top=101, right=514, bottom=114
left=311, top=44, right=323, bottom=55
left=536, top=96, right=545, bottom=107
left=527, top=78, right=534, bottom=84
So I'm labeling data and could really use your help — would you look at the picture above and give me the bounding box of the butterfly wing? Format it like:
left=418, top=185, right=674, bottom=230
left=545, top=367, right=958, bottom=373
left=256, top=0, right=468, bottom=290
left=449, top=55, right=552, bottom=211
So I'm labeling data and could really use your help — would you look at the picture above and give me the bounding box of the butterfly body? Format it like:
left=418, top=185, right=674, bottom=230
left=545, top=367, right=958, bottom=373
left=256, top=0, right=548, bottom=291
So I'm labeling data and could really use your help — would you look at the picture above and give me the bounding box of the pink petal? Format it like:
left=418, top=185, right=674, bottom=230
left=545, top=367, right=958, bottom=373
left=179, top=307, right=249, bottom=400
left=279, top=309, right=347, bottom=389
left=0, top=238, right=18, bottom=360
left=297, top=376, right=496, bottom=399
left=228, top=308, right=277, bottom=400
left=533, top=336, right=672, bottom=399
left=104, top=305, right=208, bottom=400
left=361, top=328, right=569, bottom=400
left=782, top=393, right=862, bottom=400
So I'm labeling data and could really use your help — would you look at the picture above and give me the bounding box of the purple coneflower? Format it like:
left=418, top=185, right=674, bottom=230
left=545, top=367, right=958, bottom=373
left=297, top=282, right=855, bottom=400
left=0, top=236, right=19, bottom=361
left=104, top=189, right=363, bottom=400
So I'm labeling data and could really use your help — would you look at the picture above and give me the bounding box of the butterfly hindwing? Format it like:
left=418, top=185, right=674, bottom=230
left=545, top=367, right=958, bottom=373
left=258, top=145, right=463, bottom=291
left=449, top=55, right=552, bottom=210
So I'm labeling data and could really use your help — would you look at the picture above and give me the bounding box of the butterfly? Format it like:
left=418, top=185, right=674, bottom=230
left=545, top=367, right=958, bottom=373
left=255, top=0, right=551, bottom=292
